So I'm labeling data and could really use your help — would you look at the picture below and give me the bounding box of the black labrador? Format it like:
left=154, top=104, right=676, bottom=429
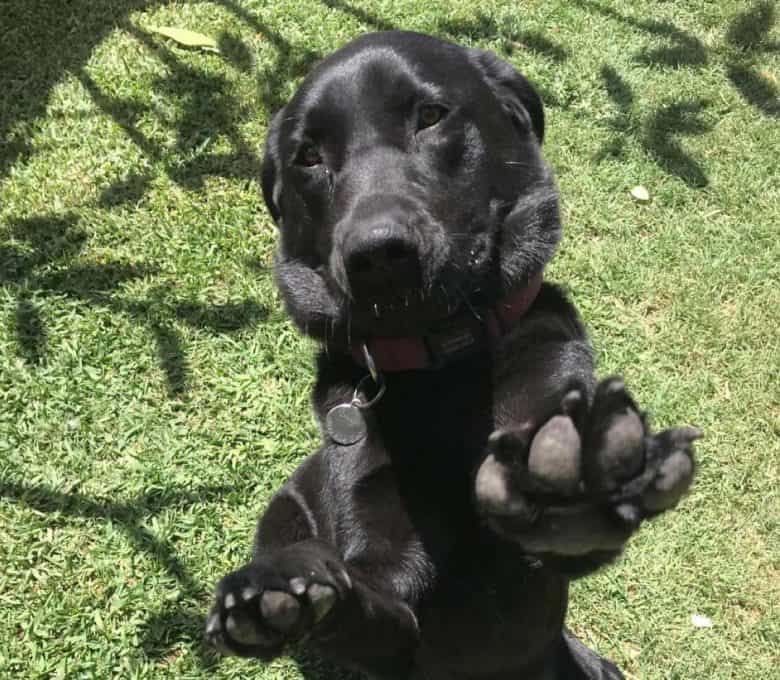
left=205, top=31, right=700, bottom=679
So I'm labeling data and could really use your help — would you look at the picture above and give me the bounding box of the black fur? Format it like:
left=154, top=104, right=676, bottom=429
left=206, top=31, right=699, bottom=679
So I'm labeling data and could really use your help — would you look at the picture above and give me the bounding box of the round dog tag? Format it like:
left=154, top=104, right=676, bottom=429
left=325, top=403, right=367, bottom=446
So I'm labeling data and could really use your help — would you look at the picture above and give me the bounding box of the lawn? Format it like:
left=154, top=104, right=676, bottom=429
left=0, top=0, right=778, bottom=678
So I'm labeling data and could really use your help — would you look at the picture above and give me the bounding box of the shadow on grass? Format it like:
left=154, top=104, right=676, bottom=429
left=1, top=213, right=267, bottom=397
left=0, top=478, right=364, bottom=676
left=0, top=0, right=166, bottom=179
left=573, top=0, right=708, bottom=68
left=0, top=479, right=244, bottom=664
left=725, top=1, right=780, bottom=118
left=644, top=100, right=713, bottom=188
left=596, top=63, right=713, bottom=186
left=594, top=65, right=635, bottom=161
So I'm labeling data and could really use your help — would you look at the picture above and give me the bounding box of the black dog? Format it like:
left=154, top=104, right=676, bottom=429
left=205, top=31, right=699, bottom=679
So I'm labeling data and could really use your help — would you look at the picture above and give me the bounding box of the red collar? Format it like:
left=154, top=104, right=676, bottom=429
left=350, top=272, right=543, bottom=372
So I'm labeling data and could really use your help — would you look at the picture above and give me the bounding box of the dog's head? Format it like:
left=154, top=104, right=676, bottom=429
left=262, top=31, right=560, bottom=341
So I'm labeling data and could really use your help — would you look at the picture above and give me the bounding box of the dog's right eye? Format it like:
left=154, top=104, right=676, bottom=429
left=417, top=104, right=447, bottom=130
left=296, top=143, right=323, bottom=167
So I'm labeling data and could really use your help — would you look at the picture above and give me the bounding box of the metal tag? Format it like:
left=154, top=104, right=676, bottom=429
left=325, top=403, right=367, bottom=446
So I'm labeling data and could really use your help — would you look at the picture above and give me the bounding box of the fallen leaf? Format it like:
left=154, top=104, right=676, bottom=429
left=151, top=26, right=219, bottom=52
left=630, top=185, right=650, bottom=202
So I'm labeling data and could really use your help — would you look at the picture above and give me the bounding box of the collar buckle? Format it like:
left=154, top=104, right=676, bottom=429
left=423, top=312, right=486, bottom=369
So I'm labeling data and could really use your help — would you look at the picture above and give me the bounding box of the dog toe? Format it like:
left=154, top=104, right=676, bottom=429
left=475, top=453, right=537, bottom=520
left=307, top=583, right=337, bottom=622
left=643, top=449, right=694, bottom=511
left=587, top=409, right=645, bottom=490
left=527, top=415, right=582, bottom=494
left=261, top=590, right=301, bottom=632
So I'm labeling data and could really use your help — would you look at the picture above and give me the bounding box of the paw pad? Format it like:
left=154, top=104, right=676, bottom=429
left=527, top=415, right=582, bottom=494
left=261, top=590, right=301, bottom=632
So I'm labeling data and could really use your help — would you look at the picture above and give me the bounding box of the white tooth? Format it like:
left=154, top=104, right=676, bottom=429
left=223, top=593, right=237, bottom=610
left=373, top=303, right=381, bottom=318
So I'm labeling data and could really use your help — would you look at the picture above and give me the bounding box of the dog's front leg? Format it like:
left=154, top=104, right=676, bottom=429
left=206, top=492, right=420, bottom=676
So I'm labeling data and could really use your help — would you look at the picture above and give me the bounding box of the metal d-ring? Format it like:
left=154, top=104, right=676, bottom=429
left=361, top=342, right=379, bottom=382
left=354, top=343, right=385, bottom=410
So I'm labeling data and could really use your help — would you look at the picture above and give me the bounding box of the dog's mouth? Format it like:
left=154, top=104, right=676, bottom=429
left=338, top=238, right=493, bottom=338
left=345, top=283, right=466, bottom=337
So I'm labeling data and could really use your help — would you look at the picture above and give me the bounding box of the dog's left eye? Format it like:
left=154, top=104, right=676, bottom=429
left=296, top=143, right=323, bottom=167
left=418, top=104, right=447, bottom=130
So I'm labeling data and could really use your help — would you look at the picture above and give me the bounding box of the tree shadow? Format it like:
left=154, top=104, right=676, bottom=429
left=595, top=64, right=635, bottom=161
left=593, top=63, right=712, bottom=186
left=577, top=0, right=779, bottom=121
left=431, top=12, right=572, bottom=108
left=573, top=0, right=708, bottom=68
left=319, top=0, right=395, bottom=32
left=98, top=172, right=154, bottom=208
left=0, top=0, right=166, bottom=179
left=1, top=213, right=268, bottom=396
left=727, top=64, right=780, bottom=117
left=1, top=0, right=270, bottom=192
left=0, top=478, right=367, bottom=675
left=632, top=19, right=708, bottom=69
left=725, top=1, right=780, bottom=118
left=436, top=12, right=570, bottom=62
left=0, top=479, right=241, bottom=665
left=212, top=0, right=324, bottom=117
left=726, top=0, right=779, bottom=50
left=117, top=24, right=264, bottom=190
left=643, top=99, right=712, bottom=188
left=12, top=295, right=47, bottom=365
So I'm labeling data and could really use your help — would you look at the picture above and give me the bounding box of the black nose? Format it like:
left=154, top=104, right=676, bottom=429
left=344, top=224, right=420, bottom=292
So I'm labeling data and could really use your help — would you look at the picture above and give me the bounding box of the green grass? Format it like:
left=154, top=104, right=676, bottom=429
left=1, top=1, right=778, bottom=678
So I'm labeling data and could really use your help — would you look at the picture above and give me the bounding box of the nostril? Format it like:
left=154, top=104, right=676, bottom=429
left=384, top=241, right=411, bottom=262
left=350, top=253, right=373, bottom=274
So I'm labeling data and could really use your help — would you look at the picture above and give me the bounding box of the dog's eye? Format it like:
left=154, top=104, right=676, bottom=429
left=296, top=143, right=322, bottom=167
left=418, top=104, right=447, bottom=130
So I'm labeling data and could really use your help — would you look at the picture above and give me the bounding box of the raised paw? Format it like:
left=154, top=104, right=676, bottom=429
left=475, top=377, right=700, bottom=557
left=205, top=543, right=351, bottom=658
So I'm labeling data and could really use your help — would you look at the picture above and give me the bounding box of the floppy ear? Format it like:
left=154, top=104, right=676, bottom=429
left=261, top=108, right=285, bottom=224
left=469, top=49, right=545, bottom=144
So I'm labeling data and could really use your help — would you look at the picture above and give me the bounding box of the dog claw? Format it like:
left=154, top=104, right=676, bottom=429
left=673, top=426, right=703, bottom=444
left=242, top=586, right=259, bottom=601
left=289, top=577, right=307, bottom=596
left=614, top=502, right=641, bottom=527
left=560, top=389, right=583, bottom=415
left=206, top=613, right=220, bottom=635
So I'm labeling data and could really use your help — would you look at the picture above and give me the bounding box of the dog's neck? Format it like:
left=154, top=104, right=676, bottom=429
left=349, top=271, right=544, bottom=372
